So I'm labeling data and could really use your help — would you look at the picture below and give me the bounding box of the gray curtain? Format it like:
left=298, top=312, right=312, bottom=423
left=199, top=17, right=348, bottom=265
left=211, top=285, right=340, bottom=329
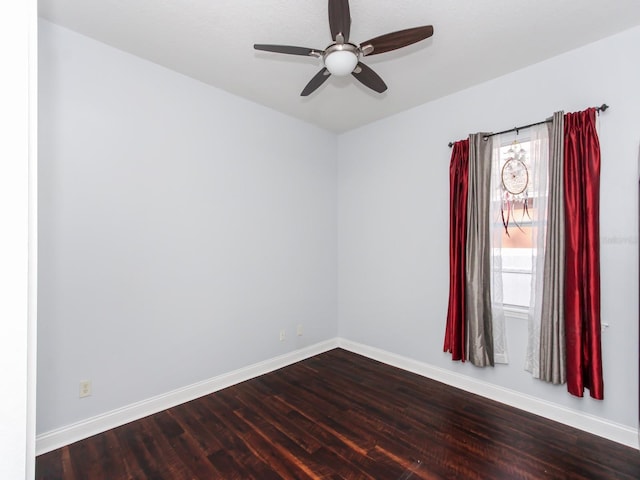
left=539, top=112, right=566, bottom=383
left=465, top=133, right=494, bottom=367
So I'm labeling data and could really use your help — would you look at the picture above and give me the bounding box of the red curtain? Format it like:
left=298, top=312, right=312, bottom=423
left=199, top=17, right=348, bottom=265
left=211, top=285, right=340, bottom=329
left=444, top=139, right=469, bottom=361
left=563, top=108, right=604, bottom=399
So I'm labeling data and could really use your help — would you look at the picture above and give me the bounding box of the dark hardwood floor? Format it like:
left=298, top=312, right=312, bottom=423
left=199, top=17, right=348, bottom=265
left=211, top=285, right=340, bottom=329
left=36, top=348, right=640, bottom=479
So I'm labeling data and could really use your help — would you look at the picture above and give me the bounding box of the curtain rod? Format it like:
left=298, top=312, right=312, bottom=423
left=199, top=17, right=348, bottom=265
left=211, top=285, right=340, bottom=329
left=447, top=104, right=609, bottom=148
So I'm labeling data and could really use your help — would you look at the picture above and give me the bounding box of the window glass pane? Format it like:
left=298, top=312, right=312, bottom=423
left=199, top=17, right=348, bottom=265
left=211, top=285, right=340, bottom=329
left=501, top=248, right=532, bottom=271
left=502, top=270, right=532, bottom=307
left=501, top=248, right=533, bottom=308
left=494, top=139, right=536, bottom=309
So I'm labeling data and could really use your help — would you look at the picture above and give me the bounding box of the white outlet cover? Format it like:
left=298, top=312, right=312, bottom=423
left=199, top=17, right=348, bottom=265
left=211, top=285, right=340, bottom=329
left=79, top=380, right=92, bottom=398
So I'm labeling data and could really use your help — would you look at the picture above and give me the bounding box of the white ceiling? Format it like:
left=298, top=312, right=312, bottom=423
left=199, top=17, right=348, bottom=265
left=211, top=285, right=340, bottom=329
left=39, top=0, right=640, bottom=133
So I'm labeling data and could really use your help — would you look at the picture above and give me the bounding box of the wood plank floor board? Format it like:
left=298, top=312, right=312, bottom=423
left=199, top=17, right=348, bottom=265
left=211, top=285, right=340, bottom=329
left=218, top=363, right=422, bottom=479
left=115, top=419, right=178, bottom=479
left=232, top=385, right=323, bottom=455
left=451, top=392, right=630, bottom=479
left=296, top=356, right=544, bottom=475
left=347, top=408, right=485, bottom=478
left=263, top=399, right=383, bottom=479
left=169, top=403, right=226, bottom=457
left=316, top=351, right=612, bottom=479
left=209, top=402, right=313, bottom=479
left=60, top=447, right=77, bottom=479
left=277, top=365, right=412, bottom=454
left=134, top=424, right=174, bottom=478
left=197, top=398, right=285, bottom=478
left=34, top=447, right=63, bottom=479
left=233, top=405, right=328, bottom=476
left=151, top=413, right=224, bottom=479
left=94, top=429, right=139, bottom=479
left=36, top=349, right=640, bottom=479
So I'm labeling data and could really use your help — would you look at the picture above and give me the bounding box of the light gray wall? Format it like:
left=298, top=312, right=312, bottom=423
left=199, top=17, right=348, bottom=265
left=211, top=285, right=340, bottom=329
left=338, top=27, right=640, bottom=428
left=37, top=21, right=338, bottom=434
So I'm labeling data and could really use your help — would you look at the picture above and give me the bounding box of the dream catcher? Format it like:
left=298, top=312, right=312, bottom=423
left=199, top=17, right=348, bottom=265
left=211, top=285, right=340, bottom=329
left=500, top=140, right=530, bottom=235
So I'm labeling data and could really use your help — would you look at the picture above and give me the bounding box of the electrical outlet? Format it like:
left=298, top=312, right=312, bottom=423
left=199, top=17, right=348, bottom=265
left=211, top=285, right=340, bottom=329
left=79, top=380, right=92, bottom=398
left=297, top=324, right=303, bottom=336
left=279, top=329, right=286, bottom=342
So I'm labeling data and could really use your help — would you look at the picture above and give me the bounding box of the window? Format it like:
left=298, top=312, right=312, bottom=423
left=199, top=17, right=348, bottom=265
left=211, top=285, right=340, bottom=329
left=492, top=138, right=538, bottom=310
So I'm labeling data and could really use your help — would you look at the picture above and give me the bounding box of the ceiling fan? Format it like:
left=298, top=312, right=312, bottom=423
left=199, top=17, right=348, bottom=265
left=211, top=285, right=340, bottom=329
left=254, top=0, right=434, bottom=96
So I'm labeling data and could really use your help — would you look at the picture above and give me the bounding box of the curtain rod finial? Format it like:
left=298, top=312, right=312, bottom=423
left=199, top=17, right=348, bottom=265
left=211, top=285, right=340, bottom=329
left=599, top=103, right=609, bottom=112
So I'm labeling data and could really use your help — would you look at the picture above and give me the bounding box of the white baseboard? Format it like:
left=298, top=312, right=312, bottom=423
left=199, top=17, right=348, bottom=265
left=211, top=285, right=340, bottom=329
left=36, top=339, right=339, bottom=455
left=37, top=337, right=638, bottom=455
left=337, top=338, right=639, bottom=450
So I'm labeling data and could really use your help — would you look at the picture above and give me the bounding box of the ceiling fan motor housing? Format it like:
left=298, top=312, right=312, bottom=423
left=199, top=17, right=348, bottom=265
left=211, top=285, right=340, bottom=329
left=323, top=43, right=360, bottom=76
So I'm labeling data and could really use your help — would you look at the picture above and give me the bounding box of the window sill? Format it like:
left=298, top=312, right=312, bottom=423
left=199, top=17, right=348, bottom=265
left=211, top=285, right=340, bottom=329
left=503, top=305, right=529, bottom=321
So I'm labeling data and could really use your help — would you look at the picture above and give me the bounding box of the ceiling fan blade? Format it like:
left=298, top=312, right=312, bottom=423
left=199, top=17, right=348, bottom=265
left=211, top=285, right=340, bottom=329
left=360, top=25, right=434, bottom=56
left=254, top=44, right=322, bottom=57
left=351, top=62, right=387, bottom=93
left=328, top=0, right=351, bottom=42
left=301, top=68, right=331, bottom=96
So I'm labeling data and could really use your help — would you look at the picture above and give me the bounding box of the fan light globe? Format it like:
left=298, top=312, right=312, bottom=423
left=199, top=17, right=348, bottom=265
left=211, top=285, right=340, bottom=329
left=324, top=50, right=358, bottom=76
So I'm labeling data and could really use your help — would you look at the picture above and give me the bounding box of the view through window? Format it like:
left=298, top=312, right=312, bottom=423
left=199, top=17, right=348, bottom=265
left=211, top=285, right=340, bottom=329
left=495, top=139, right=536, bottom=309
